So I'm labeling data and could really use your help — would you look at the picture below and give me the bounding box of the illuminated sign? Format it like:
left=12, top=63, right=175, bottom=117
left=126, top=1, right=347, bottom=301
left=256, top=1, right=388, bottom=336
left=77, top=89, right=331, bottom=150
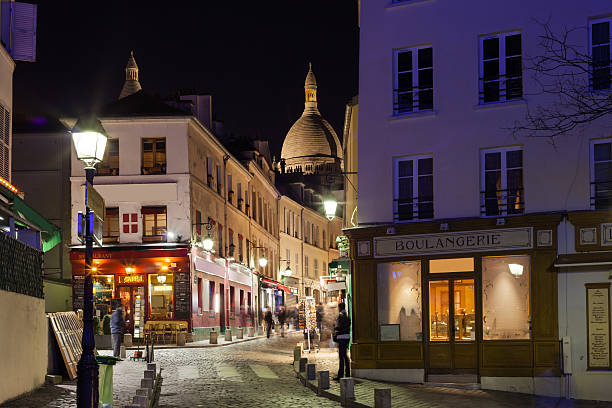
left=118, top=275, right=144, bottom=284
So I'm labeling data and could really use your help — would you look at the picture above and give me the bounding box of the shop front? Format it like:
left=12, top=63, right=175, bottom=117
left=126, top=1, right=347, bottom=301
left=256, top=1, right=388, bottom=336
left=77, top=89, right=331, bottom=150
left=346, top=215, right=562, bottom=396
left=71, top=246, right=190, bottom=341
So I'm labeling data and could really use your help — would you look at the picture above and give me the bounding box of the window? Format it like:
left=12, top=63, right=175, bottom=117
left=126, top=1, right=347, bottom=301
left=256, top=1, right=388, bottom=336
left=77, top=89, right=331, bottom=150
left=378, top=261, right=422, bottom=341
left=206, top=157, right=213, bottom=187
left=393, top=155, right=433, bottom=221
left=238, top=235, right=244, bottom=263
left=142, top=207, right=167, bottom=242
left=216, top=165, right=222, bottom=194
left=590, top=19, right=611, bottom=91
left=197, top=278, right=203, bottom=312
left=481, top=147, right=523, bottom=216
left=323, top=230, right=326, bottom=248
left=480, top=32, right=522, bottom=103
left=103, top=208, right=119, bottom=243
left=591, top=140, right=612, bottom=209
left=195, top=210, right=202, bottom=235
left=314, top=258, right=319, bottom=276
left=217, top=225, right=223, bottom=257
left=394, top=46, right=433, bottom=115
left=252, top=192, right=257, bottom=221
left=305, top=255, right=309, bottom=277
left=482, top=255, right=530, bottom=340
left=142, top=138, right=166, bottom=174
left=228, top=229, right=234, bottom=257
left=98, top=139, right=119, bottom=176
left=122, top=213, right=138, bottom=234
left=237, top=183, right=243, bottom=209
left=227, top=174, right=233, bottom=203
left=230, top=286, right=235, bottom=315
left=208, top=281, right=215, bottom=313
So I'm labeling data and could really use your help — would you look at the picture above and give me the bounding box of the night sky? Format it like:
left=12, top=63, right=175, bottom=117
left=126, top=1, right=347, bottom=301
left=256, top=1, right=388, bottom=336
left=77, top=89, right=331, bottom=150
left=13, top=1, right=359, bottom=157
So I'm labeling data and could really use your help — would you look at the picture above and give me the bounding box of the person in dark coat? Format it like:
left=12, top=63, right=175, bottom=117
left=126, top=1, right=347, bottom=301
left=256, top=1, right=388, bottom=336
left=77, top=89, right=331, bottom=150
left=264, top=309, right=274, bottom=338
left=110, top=306, right=124, bottom=357
left=278, top=306, right=287, bottom=337
left=333, top=302, right=351, bottom=380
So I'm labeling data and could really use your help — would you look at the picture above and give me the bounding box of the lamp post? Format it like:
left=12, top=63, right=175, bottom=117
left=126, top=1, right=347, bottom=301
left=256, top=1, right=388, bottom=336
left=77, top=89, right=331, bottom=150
left=72, top=116, right=108, bottom=408
left=323, top=198, right=338, bottom=221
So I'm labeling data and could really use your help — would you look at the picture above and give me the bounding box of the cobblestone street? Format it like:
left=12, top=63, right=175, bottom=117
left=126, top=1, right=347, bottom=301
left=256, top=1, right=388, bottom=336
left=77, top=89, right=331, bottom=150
left=3, top=332, right=612, bottom=407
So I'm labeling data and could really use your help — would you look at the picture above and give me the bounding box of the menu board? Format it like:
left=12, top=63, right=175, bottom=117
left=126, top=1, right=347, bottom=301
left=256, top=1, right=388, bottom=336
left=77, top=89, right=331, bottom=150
left=73, top=275, right=85, bottom=310
left=174, top=272, right=190, bottom=319
left=586, top=283, right=611, bottom=370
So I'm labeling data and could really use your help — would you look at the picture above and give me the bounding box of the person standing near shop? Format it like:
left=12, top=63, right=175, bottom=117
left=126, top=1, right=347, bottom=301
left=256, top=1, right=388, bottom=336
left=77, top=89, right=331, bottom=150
left=278, top=306, right=287, bottom=337
left=264, top=308, right=274, bottom=339
left=333, top=302, right=350, bottom=380
left=110, top=305, right=124, bottom=357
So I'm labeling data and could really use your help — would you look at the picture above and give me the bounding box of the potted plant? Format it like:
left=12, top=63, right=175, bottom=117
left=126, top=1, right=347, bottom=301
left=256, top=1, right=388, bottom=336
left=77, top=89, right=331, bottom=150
left=94, top=314, right=113, bottom=349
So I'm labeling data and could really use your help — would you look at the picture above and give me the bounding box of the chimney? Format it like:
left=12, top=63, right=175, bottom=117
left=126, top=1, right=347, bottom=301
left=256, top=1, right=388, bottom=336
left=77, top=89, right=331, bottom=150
left=180, top=94, right=212, bottom=130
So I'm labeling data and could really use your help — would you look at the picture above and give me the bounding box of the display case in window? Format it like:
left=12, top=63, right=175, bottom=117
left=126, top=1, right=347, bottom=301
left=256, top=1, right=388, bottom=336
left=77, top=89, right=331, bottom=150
left=149, top=273, right=174, bottom=320
left=93, top=275, right=114, bottom=318
left=133, top=287, right=145, bottom=339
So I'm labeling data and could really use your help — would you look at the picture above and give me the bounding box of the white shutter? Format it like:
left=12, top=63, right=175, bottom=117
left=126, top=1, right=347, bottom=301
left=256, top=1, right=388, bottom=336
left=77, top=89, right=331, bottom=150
left=0, top=106, right=9, bottom=181
left=12, top=2, right=37, bottom=62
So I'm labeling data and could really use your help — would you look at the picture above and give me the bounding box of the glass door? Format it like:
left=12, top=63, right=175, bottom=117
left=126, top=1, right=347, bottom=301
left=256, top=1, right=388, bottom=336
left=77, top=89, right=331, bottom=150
left=427, top=278, right=477, bottom=373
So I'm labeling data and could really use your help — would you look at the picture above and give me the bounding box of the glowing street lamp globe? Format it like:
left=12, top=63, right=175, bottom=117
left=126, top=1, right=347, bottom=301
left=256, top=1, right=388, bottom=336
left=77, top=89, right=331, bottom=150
left=323, top=199, right=337, bottom=221
left=203, top=236, right=214, bottom=251
left=259, top=256, right=268, bottom=268
left=71, top=117, right=108, bottom=168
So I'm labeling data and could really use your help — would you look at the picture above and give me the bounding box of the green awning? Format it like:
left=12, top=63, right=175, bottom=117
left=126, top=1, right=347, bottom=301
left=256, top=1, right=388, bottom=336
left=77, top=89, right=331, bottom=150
left=329, top=260, right=350, bottom=270
left=2, top=185, right=61, bottom=252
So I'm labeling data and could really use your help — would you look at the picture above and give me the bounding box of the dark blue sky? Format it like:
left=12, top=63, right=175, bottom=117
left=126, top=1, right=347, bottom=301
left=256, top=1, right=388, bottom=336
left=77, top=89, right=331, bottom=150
left=13, top=1, right=359, bottom=157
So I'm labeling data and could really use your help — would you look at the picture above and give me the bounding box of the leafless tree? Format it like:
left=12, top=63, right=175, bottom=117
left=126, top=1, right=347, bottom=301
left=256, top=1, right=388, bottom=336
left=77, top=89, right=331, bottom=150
left=511, top=21, right=612, bottom=141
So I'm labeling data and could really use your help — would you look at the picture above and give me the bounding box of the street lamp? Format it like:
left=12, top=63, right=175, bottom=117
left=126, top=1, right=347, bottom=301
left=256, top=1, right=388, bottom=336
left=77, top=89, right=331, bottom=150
left=259, top=256, right=268, bottom=268
left=323, top=199, right=338, bottom=221
left=72, top=116, right=108, bottom=408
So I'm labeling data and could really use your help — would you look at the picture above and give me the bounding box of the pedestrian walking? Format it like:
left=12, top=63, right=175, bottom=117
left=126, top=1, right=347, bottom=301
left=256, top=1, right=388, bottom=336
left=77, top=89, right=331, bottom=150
left=278, top=306, right=287, bottom=337
left=333, top=302, right=350, bottom=380
left=110, top=305, right=124, bottom=357
left=264, top=308, right=274, bottom=338
left=316, top=302, right=324, bottom=333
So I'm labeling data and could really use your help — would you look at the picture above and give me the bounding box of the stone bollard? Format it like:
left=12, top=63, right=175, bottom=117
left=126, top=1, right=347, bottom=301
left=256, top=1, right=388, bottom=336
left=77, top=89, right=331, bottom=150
left=306, top=363, right=316, bottom=381
left=236, top=328, right=244, bottom=339
left=275, top=325, right=280, bottom=335
left=177, top=331, right=186, bottom=346
left=299, top=357, right=308, bottom=373
left=132, top=394, right=147, bottom=406
left=136, top=388, right=152, bottom=399
left=225, top=329, right=232, bottom=341
left=317, top=371, right=330, bottom=394
left=120, top=345, right=126, bottom=359
left=144, top=370, right=155, bottom=380
left=141, top=378, right=154, bottom=389
left=248, top=326, right=255, bottom=337
left=147, top=363, right=156, bottom=372
left=374, top=388, right=391, bottom=408
left=209, top=330, right=218, bottom=344
left=340, top=378, right=355, bottom=403
left=124, top=333, right=133, bottom=347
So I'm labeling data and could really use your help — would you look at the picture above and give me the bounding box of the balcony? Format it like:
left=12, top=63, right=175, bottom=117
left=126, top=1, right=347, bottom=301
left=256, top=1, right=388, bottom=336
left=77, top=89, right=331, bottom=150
left=481, top=188, right=524, bottom=216
left=141, top=164, right=166, bottom=175
left=479, top=74, right=522, bottom=104
left=393, top=87, right=433, bottom=116
left=591, top=181, right=612, bottom=210
left=393, top=197, right=434, bottom=222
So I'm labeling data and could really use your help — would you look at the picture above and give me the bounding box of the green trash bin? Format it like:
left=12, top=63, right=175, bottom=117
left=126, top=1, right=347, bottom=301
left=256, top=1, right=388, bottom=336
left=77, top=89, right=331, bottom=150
left=96, top=356, right=120, bottom=408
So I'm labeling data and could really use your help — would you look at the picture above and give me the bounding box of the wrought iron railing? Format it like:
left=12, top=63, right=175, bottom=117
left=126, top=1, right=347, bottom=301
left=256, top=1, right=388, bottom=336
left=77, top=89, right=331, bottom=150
left=590, top=180, right=612, bottom=209
left=480, top=188, right=524, bottom=216
left=394, top=197, right=434, bottom=221
left=0, top=232, right=43, bottom=298
left=479, top=73, right=522, bottom=104
left=393, top=86, right=433, bottom=115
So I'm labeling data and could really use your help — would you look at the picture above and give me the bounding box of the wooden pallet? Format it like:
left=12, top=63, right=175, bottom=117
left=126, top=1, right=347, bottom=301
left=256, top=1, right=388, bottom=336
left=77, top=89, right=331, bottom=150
left=48, top=312, right=85, bottom=380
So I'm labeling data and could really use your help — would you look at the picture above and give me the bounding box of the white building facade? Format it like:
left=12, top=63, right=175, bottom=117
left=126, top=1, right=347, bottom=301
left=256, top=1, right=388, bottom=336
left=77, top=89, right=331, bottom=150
left=350, top=0, right=612, bottom=401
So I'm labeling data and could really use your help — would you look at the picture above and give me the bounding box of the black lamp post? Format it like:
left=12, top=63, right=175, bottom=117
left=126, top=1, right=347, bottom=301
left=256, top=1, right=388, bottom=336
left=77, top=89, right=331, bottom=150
left=71, top=116, right=108, bottom=407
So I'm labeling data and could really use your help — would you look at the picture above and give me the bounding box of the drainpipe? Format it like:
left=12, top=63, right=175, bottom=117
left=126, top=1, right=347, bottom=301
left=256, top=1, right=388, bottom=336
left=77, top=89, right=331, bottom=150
left=300, top=207, right=305, bottom=298
left=223, top=154, right=230, bottom=331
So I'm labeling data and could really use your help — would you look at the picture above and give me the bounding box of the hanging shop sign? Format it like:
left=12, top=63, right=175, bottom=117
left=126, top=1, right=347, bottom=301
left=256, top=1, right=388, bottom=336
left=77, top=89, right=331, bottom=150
left=586, top=283, right=611, bottom=370
left=118, top=274, right=145, bottom=284
left=374, top=227, right=532, bottom=258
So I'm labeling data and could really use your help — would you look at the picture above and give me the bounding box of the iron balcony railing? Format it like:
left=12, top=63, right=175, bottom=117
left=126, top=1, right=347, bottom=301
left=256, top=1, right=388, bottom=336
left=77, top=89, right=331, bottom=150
left=479, top=73, right=522, bottom=104
left=394, top=197, right=434, bottom=221
left=393, top=86, right=433, bottom=115
left=480, top=188, right=524, bottom=216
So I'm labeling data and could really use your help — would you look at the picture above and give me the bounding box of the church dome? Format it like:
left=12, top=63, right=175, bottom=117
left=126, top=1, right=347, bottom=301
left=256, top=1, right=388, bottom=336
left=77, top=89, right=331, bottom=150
left=281, top=64, right=342, bottom=167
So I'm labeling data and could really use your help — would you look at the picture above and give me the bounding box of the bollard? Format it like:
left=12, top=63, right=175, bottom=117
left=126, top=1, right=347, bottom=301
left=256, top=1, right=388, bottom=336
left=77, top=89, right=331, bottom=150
left=136, top=388, right=152, bottom=399
left=294, top=346, right=302, bottom=363
left=236, top=328, right=244, bottom=339
left=299, top=357, right=308, bottom=373
left=248, top=326, right=255, bottom=337
left=147, top=363, right=156, bottom=372
left=340, top=378, right=355, bottom=403
left=120, top=345, right=126, bottom=359
left=132, top=395, right=148, bottom=406
left=374, top=388, right=391, bottom=408
left=144, top=370, right=155, bottom=380
left=225, top=329, right=232, bottom=341
left=124, top=333, right=133, bottom=347
left=209, top=330, right=218, bottom=344
left=141, top=378, right=154, bottom=389
left=177, top=331, right=186, bottom=346
left=306, top=363, right=316, bottom=381
left=317, top=370, right=330, bottom=394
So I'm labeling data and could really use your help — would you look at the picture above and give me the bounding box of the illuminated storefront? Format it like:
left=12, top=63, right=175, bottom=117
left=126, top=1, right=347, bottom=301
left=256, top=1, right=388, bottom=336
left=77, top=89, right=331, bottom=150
left=346, top=215, right=561, bottom=388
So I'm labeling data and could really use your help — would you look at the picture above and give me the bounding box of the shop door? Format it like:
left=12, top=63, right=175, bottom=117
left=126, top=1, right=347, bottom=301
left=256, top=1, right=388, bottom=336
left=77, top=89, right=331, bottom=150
left=427, top=279, right=477, bottom=374
left=118, top=286, right=145, bottom=336
left=219, top=283, right=226, bottom=333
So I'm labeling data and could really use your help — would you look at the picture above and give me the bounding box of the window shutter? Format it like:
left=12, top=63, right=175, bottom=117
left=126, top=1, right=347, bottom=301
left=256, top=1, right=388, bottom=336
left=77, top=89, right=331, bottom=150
left=1, top=2, right=12, bottom=54
left=11, top=2, right=37, bottom=62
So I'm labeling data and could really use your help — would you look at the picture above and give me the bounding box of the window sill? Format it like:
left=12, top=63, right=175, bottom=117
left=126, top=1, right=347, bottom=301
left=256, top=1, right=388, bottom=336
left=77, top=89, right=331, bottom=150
left=386, top=0, right=436, bottom=9
left=389, top=110, right=437, bottom=121
left=473, top=99, right=526, bottom=111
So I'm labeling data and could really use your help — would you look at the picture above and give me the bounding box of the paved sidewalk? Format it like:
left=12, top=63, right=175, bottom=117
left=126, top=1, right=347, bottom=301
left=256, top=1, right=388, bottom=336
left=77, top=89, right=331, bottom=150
left=298, top=348, right=612, bottom=408
left=122, top=332, right=268, bottom=350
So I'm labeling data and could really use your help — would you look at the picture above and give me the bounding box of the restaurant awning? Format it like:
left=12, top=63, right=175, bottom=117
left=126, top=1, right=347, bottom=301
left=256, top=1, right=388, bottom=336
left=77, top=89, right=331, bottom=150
left=554, top=252, right=612, bottom=268
left=260, top=277, right=292, bottom=293
left=0, top=183, right=61, bottom=252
